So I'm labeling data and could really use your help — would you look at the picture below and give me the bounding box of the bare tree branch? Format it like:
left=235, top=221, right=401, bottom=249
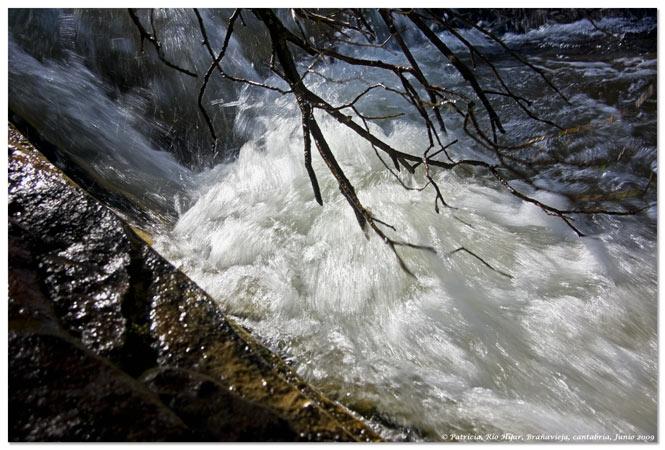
left=128, top=9, right=197, bottom=77
left=159, top=7, right=650, bottom=274
left=448, top=247, right=513, bottom=279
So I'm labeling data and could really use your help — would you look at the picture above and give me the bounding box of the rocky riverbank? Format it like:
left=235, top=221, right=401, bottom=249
left=8, top=124, right=380, bottom=442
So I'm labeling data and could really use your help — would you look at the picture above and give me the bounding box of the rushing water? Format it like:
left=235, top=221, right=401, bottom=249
left=9, top=10, right=657, bottom=441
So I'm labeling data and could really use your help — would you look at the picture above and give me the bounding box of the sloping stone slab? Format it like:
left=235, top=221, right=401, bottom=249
left=8, top=124, right=380, bottom=442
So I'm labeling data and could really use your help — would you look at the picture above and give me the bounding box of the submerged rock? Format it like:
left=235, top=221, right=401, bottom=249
left=8, top=124, right=380, bottom=442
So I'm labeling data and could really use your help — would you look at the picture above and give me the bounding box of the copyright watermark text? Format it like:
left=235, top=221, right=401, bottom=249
left=441, top=433, right=656, bottom=442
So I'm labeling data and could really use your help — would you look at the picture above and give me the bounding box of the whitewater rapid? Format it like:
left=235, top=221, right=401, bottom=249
left=153, top=111, right=656, bottom=439
left=9, top=10, right=657, bottom=440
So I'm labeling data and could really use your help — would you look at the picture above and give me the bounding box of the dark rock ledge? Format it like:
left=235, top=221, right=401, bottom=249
left=8, top=124, right=380, bottom=442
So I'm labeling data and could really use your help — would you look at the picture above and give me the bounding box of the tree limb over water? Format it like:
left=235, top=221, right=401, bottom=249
left=129, top=8, right=650, bottom=275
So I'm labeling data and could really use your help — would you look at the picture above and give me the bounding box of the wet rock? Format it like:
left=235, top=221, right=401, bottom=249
left=9, top=217, right=190, bottom=441
left=8, top=124, right=380, bottom=442
left=142, top=248, right=377, bottom=441
left=9, top=332, right=191, bottom=442
left=9, top=128, right=130, bottom=357
left=141, top=367, right=297, bottom=441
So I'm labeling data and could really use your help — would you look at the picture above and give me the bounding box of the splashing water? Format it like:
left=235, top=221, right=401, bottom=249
left=155, top=112, right=656, bottom=440
left=9, top=10, right=657, bottom=440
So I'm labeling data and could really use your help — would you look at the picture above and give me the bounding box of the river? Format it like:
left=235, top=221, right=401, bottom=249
left=8, top=9, right=657, bottom=441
